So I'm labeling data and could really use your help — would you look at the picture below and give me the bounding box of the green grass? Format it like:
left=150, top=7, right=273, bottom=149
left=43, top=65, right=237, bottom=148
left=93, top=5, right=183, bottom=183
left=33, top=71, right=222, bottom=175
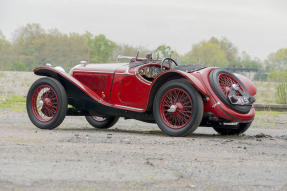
left=0, top=96, right=26, bottom=111
left=276, top=83, right=287, bottom=104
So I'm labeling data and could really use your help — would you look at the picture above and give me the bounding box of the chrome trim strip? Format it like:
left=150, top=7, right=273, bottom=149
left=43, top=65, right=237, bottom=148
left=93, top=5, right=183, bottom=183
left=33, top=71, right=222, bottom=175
left=114, top=73, right=134, bottom=76
left=72, top=70, right=114, bottom=74
left=114, top=104, right=144, bottom=111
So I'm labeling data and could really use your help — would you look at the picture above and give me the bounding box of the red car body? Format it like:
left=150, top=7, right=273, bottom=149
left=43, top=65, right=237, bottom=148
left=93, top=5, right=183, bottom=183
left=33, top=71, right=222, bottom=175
left=27, top=55, right=256, bottom=136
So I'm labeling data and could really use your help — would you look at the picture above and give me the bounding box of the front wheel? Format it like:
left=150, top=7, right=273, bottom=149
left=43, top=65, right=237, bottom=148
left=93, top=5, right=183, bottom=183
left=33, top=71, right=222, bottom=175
left=213, top=122, right=252, bottom=135
left=153, top=79, right=203, bottom=137
left=85, top=115, right=119, bottom=129
left=26, top=77, right=67, bottom=129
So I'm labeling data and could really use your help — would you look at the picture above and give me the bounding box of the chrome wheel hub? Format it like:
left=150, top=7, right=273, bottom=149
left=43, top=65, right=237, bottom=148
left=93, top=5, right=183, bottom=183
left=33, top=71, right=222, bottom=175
left=167, top=105, right=177, bottom=113
left=38, top=100, right=44, bottom=109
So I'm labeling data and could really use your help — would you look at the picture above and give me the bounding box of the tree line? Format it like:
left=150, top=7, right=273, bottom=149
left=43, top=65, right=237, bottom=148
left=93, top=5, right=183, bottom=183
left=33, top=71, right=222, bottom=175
left=0, top=23, right=286, bottom=81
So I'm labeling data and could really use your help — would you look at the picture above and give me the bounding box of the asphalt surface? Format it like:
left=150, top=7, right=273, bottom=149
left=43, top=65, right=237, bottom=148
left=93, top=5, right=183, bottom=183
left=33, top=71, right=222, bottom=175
left=0, top=110, right=287, bottom=191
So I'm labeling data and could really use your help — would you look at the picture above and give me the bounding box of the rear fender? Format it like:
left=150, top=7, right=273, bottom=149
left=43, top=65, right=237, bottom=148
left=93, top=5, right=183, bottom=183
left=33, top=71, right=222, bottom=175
left=153, top=70, right=208, bottom=95
left=235, top=73, right=257, bottom=96
left=146, top=70, right=208, bottom=111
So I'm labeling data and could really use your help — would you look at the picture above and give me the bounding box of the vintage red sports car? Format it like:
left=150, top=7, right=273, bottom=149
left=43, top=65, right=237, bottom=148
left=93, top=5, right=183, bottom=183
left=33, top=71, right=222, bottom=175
left=26, top=53, right=256, bottom=136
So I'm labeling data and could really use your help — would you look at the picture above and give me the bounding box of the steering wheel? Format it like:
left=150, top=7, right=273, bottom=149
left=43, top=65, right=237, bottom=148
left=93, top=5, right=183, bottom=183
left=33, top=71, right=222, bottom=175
left=160, top=58, right=178, bottom=71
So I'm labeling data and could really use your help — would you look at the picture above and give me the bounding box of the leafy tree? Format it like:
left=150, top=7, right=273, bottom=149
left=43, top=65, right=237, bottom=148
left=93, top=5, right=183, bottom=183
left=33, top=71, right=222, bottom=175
left=181, top=36, right=263, bottom=69
left=12, top=24, right=47, bottom=70
left=0, top=31, right=12, bottom=70
left=13, top=23, right=45, bottom=42
left=265, top=48, right=287, bottom=82
left=208, top=37, right=238, bottom=65
left=88, top=34, right=116, bottom=63
left=266, top=48, right=287, bottom=70
left=115, top=44, right=139, bottom=57
left=154, top=45, right=179, bottom=59
left=0, top=23, right=282, bottom=77
left=237, top=51, right=261, bottom=68
left=182, top=41, right=228, bottom=67
left=11, top=24, right=89, bottom=70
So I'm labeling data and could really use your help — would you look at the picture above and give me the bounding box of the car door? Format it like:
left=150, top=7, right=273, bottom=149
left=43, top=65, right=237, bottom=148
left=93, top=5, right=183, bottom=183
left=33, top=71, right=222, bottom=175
left=110, top=67, right=151, bottom=109
left=73, top=71, right=113, bottom=102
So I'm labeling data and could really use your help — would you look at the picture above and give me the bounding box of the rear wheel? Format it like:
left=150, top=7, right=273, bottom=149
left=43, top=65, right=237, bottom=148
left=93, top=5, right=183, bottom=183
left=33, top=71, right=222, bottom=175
left=209, top=69, right=251, bottom=114
left=85, top=115, right=119, bottom=129
left=26, top=77, right=67, bottom=129
left=153, top=79, right=203, bottom=136
left=213, top=122, right=252, bottom=135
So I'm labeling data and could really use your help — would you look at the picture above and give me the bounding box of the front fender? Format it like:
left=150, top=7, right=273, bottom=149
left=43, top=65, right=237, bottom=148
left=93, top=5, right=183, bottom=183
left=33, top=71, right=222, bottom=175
left=34, top=67, right=102, bottom=101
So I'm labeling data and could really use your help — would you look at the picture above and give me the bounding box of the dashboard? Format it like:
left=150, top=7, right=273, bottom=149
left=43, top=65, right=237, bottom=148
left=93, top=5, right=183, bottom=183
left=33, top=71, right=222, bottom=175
left=138, top=65, right=162, bottom=81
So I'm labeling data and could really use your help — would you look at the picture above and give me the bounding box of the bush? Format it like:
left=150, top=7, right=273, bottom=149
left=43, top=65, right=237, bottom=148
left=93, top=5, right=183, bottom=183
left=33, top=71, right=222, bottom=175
left=11, top=62, right=27, bottom=71
left=276, top=83, right=287, bottom=104
left=268, top=70, right=287, bottom=82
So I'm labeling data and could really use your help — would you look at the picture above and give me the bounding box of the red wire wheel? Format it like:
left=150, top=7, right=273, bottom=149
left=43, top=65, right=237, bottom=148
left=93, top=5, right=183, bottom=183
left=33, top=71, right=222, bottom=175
left=218, top=73, right=243, bottom=97
left=153, top=79, right=203, bottom=136
left=31, top=85, right=59, bottom=122
left=27, top=77, right=67, bottom=129
left=209, top=69, right=251, bottom=114
left=159, top=88, right=193, bottom=129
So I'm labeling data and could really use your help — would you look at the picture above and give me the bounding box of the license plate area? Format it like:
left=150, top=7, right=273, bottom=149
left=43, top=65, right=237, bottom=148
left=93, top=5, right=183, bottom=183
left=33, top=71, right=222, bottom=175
left=228, top=84, right=253, bottom=105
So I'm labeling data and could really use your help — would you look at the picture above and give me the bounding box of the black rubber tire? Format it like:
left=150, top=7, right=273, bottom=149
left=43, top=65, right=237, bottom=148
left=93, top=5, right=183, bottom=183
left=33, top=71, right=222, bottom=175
left=26, top=77, right=67, bottom=129
left=85, top=116, right=119, bottom=129
left=153, top=79, right=203, bottom=137
left=213, top=121, right=252, bottom=135
left=209, top=69, right=251, bottom=114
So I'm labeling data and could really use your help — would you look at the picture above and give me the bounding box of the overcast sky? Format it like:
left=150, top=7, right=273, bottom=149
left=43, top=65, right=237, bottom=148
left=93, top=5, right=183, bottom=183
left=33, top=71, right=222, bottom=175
left=1, top=0, right=286, bottom=59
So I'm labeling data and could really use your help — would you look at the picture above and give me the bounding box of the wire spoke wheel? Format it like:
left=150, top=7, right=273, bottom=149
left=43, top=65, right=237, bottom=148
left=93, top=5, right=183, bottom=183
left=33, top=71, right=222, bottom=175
left=209, top=69, right=251, bottom=114
left=27, top=77, right=67, bottom=129
left=160, top=88, right=193, bottom=129
left=31, top=85, right=58, bottom=122
left=153, top=79, right=203, bottom=136
left=218, top=73, right=243, bottom=97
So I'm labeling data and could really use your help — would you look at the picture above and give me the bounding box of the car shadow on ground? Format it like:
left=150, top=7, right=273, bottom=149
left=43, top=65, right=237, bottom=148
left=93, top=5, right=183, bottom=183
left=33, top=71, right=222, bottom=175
left=55, top=127, right=258, bottom=140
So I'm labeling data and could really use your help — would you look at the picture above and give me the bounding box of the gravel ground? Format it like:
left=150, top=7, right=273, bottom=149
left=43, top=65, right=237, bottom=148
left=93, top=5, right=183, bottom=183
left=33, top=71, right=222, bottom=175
left=0, top=109, right=287, bottom=191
